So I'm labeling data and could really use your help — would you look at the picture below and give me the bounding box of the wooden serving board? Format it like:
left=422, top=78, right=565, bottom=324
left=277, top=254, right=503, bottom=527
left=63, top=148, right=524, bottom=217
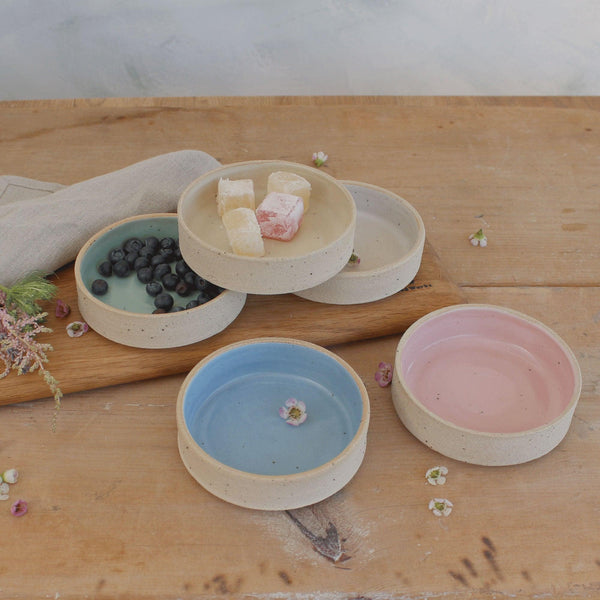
left=0, top=241, right=464, bottom=406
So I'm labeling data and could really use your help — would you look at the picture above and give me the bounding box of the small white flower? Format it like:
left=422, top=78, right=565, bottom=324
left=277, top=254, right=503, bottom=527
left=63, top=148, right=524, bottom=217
left=0, top=482, right=10, bottom=499
left=312, top=151, right=328, bottom=167
left=469, top=228, right=487, bottom=247
left=66, top=321, right=89, bottom=337
left=279, top=398, right=307, bottom=426
left=429, top=498, right=453, bottom=517
left=2, top=468, right=18, bottom=484
left=426, top=466, right=448, bottom=485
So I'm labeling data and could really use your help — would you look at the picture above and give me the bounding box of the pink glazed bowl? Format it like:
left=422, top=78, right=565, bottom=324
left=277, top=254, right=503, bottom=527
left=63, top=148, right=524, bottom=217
left=392, top=304, right=581, bottom=465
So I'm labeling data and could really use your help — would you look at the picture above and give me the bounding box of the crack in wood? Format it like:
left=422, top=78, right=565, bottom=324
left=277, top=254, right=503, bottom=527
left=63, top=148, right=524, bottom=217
left=286, top=507, right=350, bottom=563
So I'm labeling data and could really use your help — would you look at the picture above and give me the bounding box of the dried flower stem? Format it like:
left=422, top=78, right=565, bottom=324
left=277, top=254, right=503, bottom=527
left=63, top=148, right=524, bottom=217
left=0, top=289, right=63, bottom=423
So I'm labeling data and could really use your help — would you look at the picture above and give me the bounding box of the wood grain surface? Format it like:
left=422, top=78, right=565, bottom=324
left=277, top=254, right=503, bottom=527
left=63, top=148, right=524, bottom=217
left=0, top=96, right=599, bottom=600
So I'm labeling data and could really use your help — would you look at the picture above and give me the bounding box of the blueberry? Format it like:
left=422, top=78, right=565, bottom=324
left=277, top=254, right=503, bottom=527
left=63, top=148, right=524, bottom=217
left=91, top=279, right=109, bottom=296
left=159, top=247, right=176, bottom=262
left=123, top=237, right=143, bottom=254
left=196, top=291, right=212, bottom=304
left=205, top=282, right=222, bottom=298
left=171, top=306, right=185, bottom=312
left=173, top=246, right=183, bottom=261
left=109, top=248, right=126, bottom=264
left=146, top=281, right=163, bottom=297
left=138, top=245, right=155, bottom=260
left=125, top=251, right=139, bottom=267
left=175, top=260, right=190, bottom=278
left=184, top=272, right=207, bottom=290
left=136, top=266, right=154, bottom=284
left=185, top=300, right=200, bottom=310
left=112, top=259, right=130, bottom=278
left=154, top=292, right=174, bottom=311
left=160, top=237, right=176, bottom=250
left=152, top=308, right=167, bottom=314
left=97, top=260, right=112, bottom=277
left=144, top=236, right=160, bottom=252
left=153, top=263, right=171, bottom=280
left=161, top=273, right=179, bottom=291
left=150, top=254, right=167, bottom=267
left=133, top=256, right=150, bottom=271
left=175, top=280, right=191, bottom=297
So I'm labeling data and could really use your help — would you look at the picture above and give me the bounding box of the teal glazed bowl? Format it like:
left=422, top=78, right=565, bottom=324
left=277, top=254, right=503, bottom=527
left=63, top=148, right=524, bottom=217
left=75, top=213, right=246, bottom=348
left=176, top=337, right=370, bottom=510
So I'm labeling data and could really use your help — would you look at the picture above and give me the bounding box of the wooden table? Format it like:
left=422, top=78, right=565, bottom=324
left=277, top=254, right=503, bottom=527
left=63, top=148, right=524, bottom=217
left=1, top=97, right=598, bottom=599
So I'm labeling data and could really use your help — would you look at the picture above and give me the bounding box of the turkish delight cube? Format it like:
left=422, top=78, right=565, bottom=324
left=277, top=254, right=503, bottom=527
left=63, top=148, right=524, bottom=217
left=267, top=171, right=311, bottom=212
left=216, top=178, right=255, bottom=216
left=222, top=207, right=265, bottom=257
left=256, top=192, right=304, bottom=241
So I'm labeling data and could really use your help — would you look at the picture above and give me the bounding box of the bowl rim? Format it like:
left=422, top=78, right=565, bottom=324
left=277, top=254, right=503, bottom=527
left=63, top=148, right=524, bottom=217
left=336, top=180, right=426, bottom=279
left=74, top=212, right=240, bottom=320
left=394, top=303, right=582, bottom=439
left=176, top=336, right=371, bottom=481
left=177, top=160, right=357, bottom=263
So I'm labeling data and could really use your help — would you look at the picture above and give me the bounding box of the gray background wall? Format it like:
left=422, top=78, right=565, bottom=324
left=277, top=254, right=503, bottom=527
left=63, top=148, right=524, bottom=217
left=1, top=0, right=598, bottom=100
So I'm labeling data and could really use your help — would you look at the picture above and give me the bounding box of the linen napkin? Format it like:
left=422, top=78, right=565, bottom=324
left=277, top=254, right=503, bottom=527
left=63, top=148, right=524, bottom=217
left=0, top=150, right=221, bottom=287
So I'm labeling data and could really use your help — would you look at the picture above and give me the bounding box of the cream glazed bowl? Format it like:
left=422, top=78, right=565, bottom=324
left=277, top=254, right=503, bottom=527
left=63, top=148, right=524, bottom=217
left=176, top=337, right=370, bottom=510
left=392, top=304, right=582, bottom=466
left=177, top=160, right=356, bottom=295
left=75, top=214, right=246, bottom=349
left=295, top=181, right=425, bottom=304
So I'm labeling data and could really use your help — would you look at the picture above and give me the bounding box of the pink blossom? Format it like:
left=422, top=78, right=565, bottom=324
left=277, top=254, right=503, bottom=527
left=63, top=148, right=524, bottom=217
left=55, top=299, right=71, bottom=318
left=11, top=499, right=28, bottom=517
left=375, top=361, right=393, bottom=387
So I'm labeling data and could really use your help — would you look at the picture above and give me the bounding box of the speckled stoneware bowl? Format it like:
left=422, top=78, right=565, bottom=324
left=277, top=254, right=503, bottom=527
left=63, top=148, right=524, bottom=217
left=392, top=304, right=582, bottom=466
left=176, top=337, right=370, bottom=510
left=177, top=160, right=356, bottom=295
left=75, top=214, right=246, bottom=349
left=295, top=181, right=425, bottom=304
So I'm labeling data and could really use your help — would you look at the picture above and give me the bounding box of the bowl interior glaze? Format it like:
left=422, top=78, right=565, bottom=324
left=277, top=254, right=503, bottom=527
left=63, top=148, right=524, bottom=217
left=400, top=306, right=580, bottom=434
left=182, top=340, right=366, bottom=476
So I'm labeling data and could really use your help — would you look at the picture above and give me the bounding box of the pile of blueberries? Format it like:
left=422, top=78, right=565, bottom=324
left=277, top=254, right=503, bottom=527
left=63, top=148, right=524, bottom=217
left=91, top=235, right=223, bottom=313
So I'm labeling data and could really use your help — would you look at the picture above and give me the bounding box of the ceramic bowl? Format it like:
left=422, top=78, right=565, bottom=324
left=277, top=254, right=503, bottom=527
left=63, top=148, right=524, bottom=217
left=177, top=160, right=356, bottom=295
left=392, top=304, right=581, bottom=466
left=295, top=181, right=426, bottom=304
left=75, top=213, right=246, bottom=349
left=176, top=337, right=370, bottom=510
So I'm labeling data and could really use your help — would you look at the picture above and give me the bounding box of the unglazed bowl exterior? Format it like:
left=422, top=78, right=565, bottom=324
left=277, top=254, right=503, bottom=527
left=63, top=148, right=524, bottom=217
left=177, top=161, right=356, bottom=295
left=176, top=337, right=370, bottom=510
left=392, top=304, right=582, bottom=465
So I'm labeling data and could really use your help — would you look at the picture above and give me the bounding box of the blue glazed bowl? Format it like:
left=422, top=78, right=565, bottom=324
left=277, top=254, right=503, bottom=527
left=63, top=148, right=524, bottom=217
left=75, top=213, right=246, bottom=348
left=176, top=337, right=370, bottom=510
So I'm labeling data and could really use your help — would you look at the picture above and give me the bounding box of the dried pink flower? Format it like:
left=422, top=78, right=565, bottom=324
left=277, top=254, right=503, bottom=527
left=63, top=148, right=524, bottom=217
left=1, top=291, right=53, bottom=378
left=11, top=499, right=28, bottom=517
left=375, top=361, right=393, bottom=387
left=55, top=299, right=71, bottom=318
left=0, top=283, right=63, bottom=421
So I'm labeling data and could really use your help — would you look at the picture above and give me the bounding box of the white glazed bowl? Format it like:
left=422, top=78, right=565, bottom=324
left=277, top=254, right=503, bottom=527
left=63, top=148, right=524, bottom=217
left=176, top=337, right=370, bottom=510
left=177, top=160, right=356, bottom=295
left=392, top=304, right=582, bottom=466
left=295, top=181, right=425, bottom=304
left=75, top=214, right=246, bottom=349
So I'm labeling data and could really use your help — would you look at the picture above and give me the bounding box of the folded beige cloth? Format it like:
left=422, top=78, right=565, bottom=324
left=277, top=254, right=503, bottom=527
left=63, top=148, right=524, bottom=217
left=0, top=150, right=221, bottom=286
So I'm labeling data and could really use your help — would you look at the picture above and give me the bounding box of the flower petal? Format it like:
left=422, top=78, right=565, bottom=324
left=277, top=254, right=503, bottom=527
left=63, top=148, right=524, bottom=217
left=11, top=499, right=28, bottom=517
